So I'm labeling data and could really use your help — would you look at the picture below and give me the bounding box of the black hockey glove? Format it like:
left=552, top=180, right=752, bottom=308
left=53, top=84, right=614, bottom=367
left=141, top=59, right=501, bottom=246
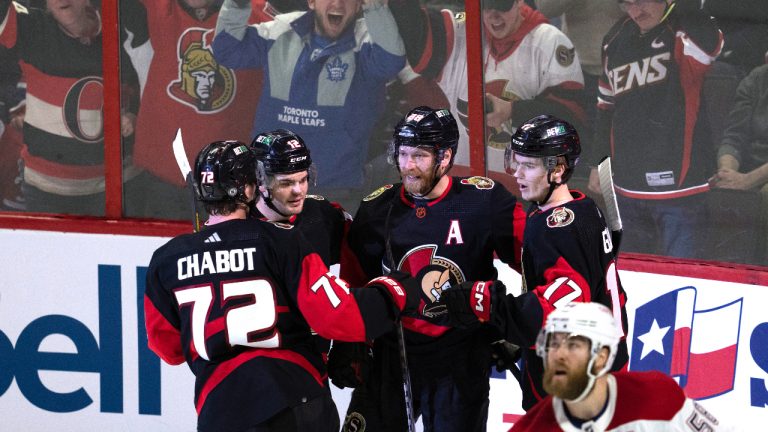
left=491, top=339, right=522, bottom=373
left=365, top=271, right=424, bottom=316
left=327, top=341, right=373, bottom=389
left=440, top=280, right=507, bottom=327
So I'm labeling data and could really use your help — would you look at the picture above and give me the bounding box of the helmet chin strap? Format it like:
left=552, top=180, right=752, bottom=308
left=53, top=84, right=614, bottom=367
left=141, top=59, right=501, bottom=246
left=261, top=189, right=291, bottom=218
left=564, top=348, right=612, bottom=404
left=535, top=169, right=560, bottom=207
left=565, top=358, right=600, bottom=403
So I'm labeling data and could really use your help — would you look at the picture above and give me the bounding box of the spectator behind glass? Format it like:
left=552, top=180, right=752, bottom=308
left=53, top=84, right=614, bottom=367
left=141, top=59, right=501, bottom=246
left=534, top=0, right=624, bottom=148
left=702, top=0, right=768, bottom=76
left=587, top=0, right=723, bottom=259
left=0, top=0, right=147, bottom=216
left=122, top=0, right=274, bottom=220
left=711, top=58, right=768, bottom=263
left=0, top=45, right=24, bottom=211
left=0, top=0, right=147, bottom=215
left=389, top=0, right=585, bottom=176
left=212, top=0, right=406, bottom=212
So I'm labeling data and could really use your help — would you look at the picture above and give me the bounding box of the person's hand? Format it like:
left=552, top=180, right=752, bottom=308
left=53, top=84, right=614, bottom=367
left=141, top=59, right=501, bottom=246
left=327, top=341, right=373, bottom=389
left=365, top=271, right=424, bottom=316
left=485, top=93, right=512, bottom=129
left=439, top=280, right=506, bottom=327
left=121, top=112, right=136, bottom=137
left=709, top=168, right=754, bottom=190
left=9, top=109, right=24, bottom=131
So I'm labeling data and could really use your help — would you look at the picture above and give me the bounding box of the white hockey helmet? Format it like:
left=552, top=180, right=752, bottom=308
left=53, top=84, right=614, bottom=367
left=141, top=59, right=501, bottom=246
left=536, top=302, right=623, bottom=400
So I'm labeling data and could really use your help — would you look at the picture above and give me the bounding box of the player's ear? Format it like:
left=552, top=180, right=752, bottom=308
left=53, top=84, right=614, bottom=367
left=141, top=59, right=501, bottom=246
left=440, top=149, right=453, bottom=168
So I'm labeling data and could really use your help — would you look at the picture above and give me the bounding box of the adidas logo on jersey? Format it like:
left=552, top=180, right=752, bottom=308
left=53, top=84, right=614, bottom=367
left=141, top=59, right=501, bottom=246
left=204, top=232, right=221, bottom=243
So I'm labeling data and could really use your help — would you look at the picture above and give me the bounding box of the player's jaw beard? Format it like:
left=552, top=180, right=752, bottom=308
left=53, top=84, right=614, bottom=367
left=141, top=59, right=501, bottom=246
left=401, top=166, right=438, bottom=197
left=542, top=361, right=591, bottom=400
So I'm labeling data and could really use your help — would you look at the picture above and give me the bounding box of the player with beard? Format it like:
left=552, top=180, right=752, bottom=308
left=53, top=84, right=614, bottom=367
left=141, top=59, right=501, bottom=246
left=440, top=115, right=629, bottom=411
left=332, top=105, right=526, bottom=431
left=511, top=302, right=731, bottom=431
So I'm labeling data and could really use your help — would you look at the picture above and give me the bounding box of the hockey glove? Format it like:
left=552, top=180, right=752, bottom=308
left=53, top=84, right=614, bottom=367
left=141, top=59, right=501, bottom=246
left=327, top=341, right=373, bottom=389
left=491, top=339, right=522, bottom=373
left=440, top=280, right=506, bottom=327
left=365, top=271, right=424, bottom=316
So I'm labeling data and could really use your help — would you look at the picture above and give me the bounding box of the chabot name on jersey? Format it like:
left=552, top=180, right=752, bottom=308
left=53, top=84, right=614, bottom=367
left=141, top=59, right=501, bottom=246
left=177, top=248, right=257, bottom=281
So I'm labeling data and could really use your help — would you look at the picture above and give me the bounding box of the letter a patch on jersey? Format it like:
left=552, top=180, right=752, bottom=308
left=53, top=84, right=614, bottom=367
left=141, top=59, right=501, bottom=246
left=445, top=220, right=464, bottom=245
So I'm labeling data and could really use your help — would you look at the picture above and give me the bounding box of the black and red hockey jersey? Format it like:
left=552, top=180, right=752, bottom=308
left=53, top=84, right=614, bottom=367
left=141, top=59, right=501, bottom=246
left=343, top=176, right=525, bottom=368
left=511, top=371, right=729, bottom=431
left=498, top=191, right=629, bottom=410
left=594, top=5, right=723, bottom=199
left=144, top=218, right=404, bottom=431
left=251, top=195, right=351, bottom=267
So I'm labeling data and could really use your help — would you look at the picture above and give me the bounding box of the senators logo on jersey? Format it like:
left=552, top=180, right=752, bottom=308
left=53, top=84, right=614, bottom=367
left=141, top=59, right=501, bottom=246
left=546, top=207, right=575, bottom=228
left=397, top=245, right=466, bottom=319
left=168, top=28, right=236, bottom=113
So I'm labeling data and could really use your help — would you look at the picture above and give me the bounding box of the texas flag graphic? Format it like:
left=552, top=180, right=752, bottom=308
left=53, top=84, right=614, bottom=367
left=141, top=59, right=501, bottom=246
left=630, top=287, right=743, bottom=399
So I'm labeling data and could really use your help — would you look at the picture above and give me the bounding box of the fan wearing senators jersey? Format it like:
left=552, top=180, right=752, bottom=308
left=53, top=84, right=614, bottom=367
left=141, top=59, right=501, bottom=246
left=0, top=0, right=147, bottom=215
left=334, top=106, right=526, bottom=431
left=587, top=0, right=723, bottom=259
left=144, top=140, right=425, bottom=432
left=441, top=115, right=629, bottom=411
left=388, top=0, right=585, bottom=173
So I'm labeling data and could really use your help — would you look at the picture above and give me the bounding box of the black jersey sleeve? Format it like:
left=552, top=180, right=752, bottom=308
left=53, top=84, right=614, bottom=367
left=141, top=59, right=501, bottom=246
left=490, top=183, right=526, bottom=272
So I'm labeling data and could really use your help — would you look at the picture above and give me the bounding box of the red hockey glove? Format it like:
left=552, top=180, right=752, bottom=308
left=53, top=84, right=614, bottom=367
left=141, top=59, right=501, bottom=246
left=327, top=341, right=373, bottom=389
left=365, top=271, right=423, bottom=316
left=441, top=280, right=506, bottom=327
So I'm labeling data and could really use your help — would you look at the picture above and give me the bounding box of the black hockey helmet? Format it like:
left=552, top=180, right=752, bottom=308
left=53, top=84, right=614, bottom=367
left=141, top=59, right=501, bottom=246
left=250, top=129, right=316, bottom=186
left=389, top=106, right=460, bottom=168
left=194, top=140, right=257, bottom=203
left=504, top=114, right=581, bottom=178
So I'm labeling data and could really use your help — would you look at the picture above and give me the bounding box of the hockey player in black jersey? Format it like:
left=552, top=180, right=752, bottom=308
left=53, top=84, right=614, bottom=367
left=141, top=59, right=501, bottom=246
left=250, top=129, right=353, bottom=356
left=250, top=128, right=351, bottom=269
left=144, top=140, right=426, bottom=432
left=334, top=106, right=527, bottom=431
left=441, top=115, right=630, bottom=411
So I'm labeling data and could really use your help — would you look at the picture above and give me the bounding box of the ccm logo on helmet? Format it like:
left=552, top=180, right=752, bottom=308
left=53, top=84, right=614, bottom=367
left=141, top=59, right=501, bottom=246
left=290, top=156, right=307, bottom=163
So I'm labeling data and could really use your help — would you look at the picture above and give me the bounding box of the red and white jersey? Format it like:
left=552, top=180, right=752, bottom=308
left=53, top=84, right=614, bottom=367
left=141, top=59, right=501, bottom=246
left=396, top=4, right=584, bottom=172
left=511, top=371, right=733, bottom=431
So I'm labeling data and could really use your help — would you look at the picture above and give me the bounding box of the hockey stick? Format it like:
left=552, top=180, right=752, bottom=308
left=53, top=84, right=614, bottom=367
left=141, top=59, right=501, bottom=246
left=172, top=128, right=201, bottom=232
left=597, top=156, right=623, bottom=255
left=383, top=201, right=417, bottom=432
